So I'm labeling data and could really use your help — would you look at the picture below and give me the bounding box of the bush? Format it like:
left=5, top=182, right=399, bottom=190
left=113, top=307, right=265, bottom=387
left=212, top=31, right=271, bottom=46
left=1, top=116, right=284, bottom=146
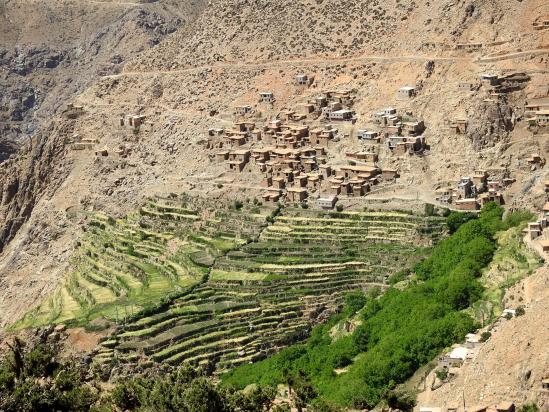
left=435, top=368, right=448, bottom=381
left=515, top=306, right=525, bottom=316
left=336, top=204, right=344, bottom=212
left=233, top=200, right=244, bottom=210
left=424, top=203, right=436, bottom=216
left=480, top=331, right=491, bottom=342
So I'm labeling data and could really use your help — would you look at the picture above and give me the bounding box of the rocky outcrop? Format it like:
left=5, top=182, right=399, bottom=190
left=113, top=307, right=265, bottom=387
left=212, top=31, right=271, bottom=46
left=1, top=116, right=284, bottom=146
left=0, top=122, right=71, bottom=252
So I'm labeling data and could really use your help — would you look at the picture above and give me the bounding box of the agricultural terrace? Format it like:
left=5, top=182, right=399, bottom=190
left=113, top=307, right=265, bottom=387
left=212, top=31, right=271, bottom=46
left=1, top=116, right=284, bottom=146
left=16, top=195, right=268, bottom=328
left=96, top=204, right=446, bottom=373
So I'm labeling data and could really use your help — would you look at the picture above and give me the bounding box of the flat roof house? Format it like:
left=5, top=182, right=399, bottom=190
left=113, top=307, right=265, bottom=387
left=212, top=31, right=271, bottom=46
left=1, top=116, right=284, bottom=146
left=259, top=92, right=275, bottom=103
left=398, top=86, right=416, bottom=99
left=316, top=195, right=338, bottom=209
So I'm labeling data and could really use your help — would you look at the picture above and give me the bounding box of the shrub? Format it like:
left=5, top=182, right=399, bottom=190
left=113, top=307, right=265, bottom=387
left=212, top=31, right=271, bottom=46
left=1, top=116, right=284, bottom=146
left=233, top=200, right=244, bottom=210
left=515, top=306, right=525, bottom=316
left=480, top=331, right=491, bottom=342
left=336, top=204, right=344, bottom=212
left=435, top=368, right=448, bottom=381
left=424, top=203, right=436, bottom=216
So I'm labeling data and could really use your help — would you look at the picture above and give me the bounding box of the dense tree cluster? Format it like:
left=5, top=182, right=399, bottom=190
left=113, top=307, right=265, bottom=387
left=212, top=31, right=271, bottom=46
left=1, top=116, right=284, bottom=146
left=0, top=338, right=277, bottom=412
left=223, top=204, right=528, bottom=408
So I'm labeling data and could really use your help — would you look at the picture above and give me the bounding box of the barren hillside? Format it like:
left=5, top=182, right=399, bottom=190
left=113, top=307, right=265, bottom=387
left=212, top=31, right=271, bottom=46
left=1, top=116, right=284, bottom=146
left=0, top=0, right=207, bottom=159
left=416, top=265, right=549, bottom=409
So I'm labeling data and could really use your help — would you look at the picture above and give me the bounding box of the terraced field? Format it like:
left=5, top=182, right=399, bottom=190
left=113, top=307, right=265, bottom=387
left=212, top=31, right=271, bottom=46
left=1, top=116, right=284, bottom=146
left=93, top=205, right=446, bottom=373
left=16, top=197, right=268, bottom=328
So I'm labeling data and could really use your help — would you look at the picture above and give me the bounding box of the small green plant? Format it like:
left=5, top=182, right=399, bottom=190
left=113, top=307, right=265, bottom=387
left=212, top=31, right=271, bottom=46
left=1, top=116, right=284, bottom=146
left=480, top=331, right=491, bottom=342
left=301, top=202, right=309, bottom=209
left=233, top=200, right=244, bottom=210
left=336, top=204, right=344, bottom=212
left=515, top=306, right=525, bottom=316
left=424, top=203, right=436, bottom=216
left=435, top=368, right=448, bottom=381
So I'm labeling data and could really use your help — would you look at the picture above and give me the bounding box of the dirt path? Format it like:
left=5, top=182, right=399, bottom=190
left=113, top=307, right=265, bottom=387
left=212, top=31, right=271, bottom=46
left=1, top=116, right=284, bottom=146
left=105, top=53, right=474, bottom=79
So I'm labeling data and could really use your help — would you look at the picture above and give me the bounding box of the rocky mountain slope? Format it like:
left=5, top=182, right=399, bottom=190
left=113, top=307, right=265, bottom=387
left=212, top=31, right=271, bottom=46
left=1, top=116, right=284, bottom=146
left=0, top=0, right=547, bottom=372
left=0, top=0, right=207, bottom=160
left=416, top=265, right=549, bottom=409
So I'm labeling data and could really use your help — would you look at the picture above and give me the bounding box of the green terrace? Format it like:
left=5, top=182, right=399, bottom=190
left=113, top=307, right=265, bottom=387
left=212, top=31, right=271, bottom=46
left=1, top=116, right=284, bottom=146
left=15, top=196, right=269, bottom=329
left=90, top=205, right=446, bottom=373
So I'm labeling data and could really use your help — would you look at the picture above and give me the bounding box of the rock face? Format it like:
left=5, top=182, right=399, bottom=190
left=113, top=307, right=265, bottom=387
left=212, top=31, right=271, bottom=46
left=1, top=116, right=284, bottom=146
left=0, top=0, right=207, bottom=154
left=0, top=121, right=70, bottom=252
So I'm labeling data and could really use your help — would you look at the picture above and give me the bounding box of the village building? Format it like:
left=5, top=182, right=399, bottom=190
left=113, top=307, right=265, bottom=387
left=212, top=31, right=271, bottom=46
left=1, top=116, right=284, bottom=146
left=226, top=149, right=250, bottom=172
left=259, top=92, right=275, bottom=103
left=317, top=195, right=338, bottom=209
left=295, top=74, right=311, bottom=86
left=435, top=187, right=455, bottom=204
left=262, top=189, right=282, bottom=203
left=455, top=43, right=482, bottom=51
left=397, top=86, right=416, bottom=99
left=439, top=346, right=469, bottom=368
left=95, top=146, right=109, bottom=157
left=328, top=109, right=354, bottom=121
left=455, top=198, right=479, bottom=211
left=208, top=128, right=225, bottom=137
left=540, top=240, right=549, bottom=253
left=338, top=165, right=380, bottom=180
left=234, top=105, right=252, bottom=116
left=532, top=18, right=549, bottom=30
left=450, top=118, right=468, bottom=134
left=357, top=130, right=379, bottom=141
left=458, top=81, right=477, bottom=91
left=464, top=333, right=481, bottom=349
left=381, top=169, right=399, bottom=180
left=286, top=187, right=308, bottom=202
left=480, top=73, right=501, bottom=86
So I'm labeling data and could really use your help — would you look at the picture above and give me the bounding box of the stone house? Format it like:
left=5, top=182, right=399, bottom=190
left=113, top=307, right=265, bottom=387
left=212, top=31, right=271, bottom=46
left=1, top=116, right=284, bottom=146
left=455, top=198, right=479, bottom=211
left=295, top=74, right=310, bottom=86
left=397, top=86, right=416, bottom=99
left=357, top=130, right=379, bottom=141
left=260, top=92, right=275, bottom=103
left=234, top=105, right=252, bottom=116
left=286, top=187, right=308, bottom=202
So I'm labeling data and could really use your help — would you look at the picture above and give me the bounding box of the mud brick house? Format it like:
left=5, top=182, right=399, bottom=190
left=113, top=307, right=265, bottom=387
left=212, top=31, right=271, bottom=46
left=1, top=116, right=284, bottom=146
left=381, top=169, right=399, bottom=179
left=435, top=187, right=455, bottom=204
left=286, top=187, right=308, bottom=202
left=454, top=198, right=479, bottom=211
left=450, top=118, right=468, bottom=134
left=234, top=105, right=252, bottom=116
left=208, top=128, right=225, bottom=137
left=397, top=86, right=416, bottom=99
left=215, top=150, right=230, bottom=162
left=472, top=170, right=488, bottom=191
left=262, top=189, right=282, bottom=203
left=227, top=149, right=250, bottom=172
left=338, top=165, right=380, bottom=180
left=259, top=92, right=275, bottom=103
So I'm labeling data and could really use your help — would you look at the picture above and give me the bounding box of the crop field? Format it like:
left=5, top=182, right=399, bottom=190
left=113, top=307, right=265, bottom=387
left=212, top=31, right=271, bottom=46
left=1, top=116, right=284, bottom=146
left=16, top=195, right=447, bottom=372
left=16, top=196, right=268, bottom=329
left=84, top=204, right=446, bottom=373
